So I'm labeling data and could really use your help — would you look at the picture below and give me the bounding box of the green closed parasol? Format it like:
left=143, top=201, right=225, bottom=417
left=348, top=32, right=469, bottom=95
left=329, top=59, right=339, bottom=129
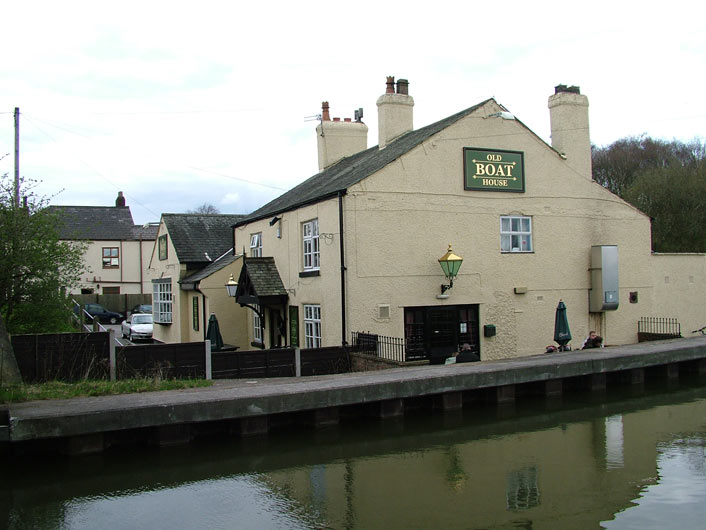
left=206, top=313, right=224, bottom=352
left=554, top=300, right=572, bottom=351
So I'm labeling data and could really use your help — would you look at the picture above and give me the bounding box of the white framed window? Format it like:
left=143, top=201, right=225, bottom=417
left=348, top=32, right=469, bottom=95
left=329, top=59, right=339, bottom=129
left=153, top=279, right=172, bottom=323
left=303, top=219, right=320, bottom=270
left=304, top=304, right=321, bottom=348
left=501, top=216, right=533, bottom=253
left=250, top=233, right=262, bottom=257
left=253, top=305, right=262, bottom=343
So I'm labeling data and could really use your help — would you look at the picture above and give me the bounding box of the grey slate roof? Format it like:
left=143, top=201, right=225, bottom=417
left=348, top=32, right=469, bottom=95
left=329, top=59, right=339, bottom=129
left=235, top=99, right=495, bottom=226
left=133, top=223, right=160, bottom=240
left=242, top=257, right=287, bottom=297
left=49, top=205, right=154, bottom=241
left=163, top=214, right=246, bottom=265
left=48, top=206, right=159, bottom=241
left=180, top=250, right=241, bottom=285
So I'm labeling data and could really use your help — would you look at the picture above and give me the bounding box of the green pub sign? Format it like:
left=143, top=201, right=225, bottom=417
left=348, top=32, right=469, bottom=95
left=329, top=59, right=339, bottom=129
left=464, top=148, right=525, bottom=193
left=289, top=306, right=299, bottom=347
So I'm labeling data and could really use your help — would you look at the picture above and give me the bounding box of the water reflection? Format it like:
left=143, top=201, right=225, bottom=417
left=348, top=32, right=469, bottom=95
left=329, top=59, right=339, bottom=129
left=2, top=380, right=706, bottom=529
left=603, top=437, right=706, bottom=529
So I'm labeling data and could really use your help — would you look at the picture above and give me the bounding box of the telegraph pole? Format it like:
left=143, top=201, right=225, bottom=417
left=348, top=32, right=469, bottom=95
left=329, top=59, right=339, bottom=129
left=14, top=107, right=20, bottom=207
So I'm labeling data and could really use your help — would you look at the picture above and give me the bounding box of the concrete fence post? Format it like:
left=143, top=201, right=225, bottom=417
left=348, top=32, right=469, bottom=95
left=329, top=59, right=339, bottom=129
left=295, top=347, right=301, bottom=377
left=108, top=329, right=116, bottom=382
left=205, top=340, right=212, bottom=380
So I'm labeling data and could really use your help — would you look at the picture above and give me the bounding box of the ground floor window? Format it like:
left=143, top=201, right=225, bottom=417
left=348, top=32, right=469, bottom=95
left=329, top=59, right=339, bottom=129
left=153, top=279, right=172, bottom=323
left=304, top=304, right=321, bottom=348
left=404, top=304, right=479, bottom=363
left=102, top=286, right=120, bottom=295
left=253, top=304, right=263, bottom=344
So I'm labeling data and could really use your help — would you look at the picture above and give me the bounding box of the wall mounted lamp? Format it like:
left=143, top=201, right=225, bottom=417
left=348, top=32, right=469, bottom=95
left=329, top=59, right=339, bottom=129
left=225, top=274, right=238, bottom=297
left=438, top=244, right=463, bottom=295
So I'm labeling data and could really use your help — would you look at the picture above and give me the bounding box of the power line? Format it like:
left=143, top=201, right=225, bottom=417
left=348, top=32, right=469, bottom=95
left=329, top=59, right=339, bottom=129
left=188, top=166, right=288, bottom=191
left=20, top=113, right=160, bottom=219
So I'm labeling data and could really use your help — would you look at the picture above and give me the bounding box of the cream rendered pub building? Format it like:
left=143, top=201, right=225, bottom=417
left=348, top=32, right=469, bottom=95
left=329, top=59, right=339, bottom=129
left=232, top=79, right=706, bottom=360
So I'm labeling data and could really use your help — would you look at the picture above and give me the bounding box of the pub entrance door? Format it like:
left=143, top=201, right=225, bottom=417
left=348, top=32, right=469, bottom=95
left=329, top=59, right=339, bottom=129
left=404, top=305, right=480, bottom=364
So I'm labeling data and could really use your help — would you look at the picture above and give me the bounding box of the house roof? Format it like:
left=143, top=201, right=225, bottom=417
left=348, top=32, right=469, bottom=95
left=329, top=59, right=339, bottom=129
left=162, top=214, right=246, bottom=265
left=235, top=99, right=502, bottom=226
left=180, top=250, right=241, bottom=285
left=49, top=205, right=156, bottom=241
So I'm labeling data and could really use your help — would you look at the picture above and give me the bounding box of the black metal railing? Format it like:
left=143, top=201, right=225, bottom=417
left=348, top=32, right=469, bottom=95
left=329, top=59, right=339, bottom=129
left=637, top=317, right=682, bottom=342
left=351, top=331, right=426, bottom=363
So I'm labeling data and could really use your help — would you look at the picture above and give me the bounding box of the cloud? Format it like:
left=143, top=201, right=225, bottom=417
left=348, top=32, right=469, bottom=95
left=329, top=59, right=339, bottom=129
left=1, top=0, right=704, bottom=227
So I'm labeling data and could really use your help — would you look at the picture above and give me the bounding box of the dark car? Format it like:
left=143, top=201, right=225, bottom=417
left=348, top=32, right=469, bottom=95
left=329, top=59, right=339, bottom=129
left=84, top=303, right=123, bottom=324
left=130, top=304, right=152, bottom=315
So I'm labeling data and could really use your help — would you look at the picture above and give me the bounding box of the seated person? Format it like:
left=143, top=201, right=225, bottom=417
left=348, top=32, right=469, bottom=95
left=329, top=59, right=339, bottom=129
left=582, top=334, right=604, bottom=349
left=455, top=343, right=480, bottom=363
left=581, top=331, right=600, bottom=349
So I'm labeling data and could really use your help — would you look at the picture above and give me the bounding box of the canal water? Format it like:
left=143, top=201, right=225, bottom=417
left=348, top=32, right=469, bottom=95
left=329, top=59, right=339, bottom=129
left=2, top=377, right=706, bottom=529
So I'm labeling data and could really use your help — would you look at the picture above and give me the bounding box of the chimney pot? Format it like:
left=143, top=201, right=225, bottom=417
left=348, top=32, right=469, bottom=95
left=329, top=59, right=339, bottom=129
left=554, top=84, right=581, bottom=95
left=333, top=117, right=340, bottom=122
left=115, top=191, right=126, bottom=207
left=396, top=79, right=409, bottom=95
left=344, top=118, right=351, bottom=122
left=322, top=101, right=330, bottom=121
left=386, top=76, right=395, bottom=94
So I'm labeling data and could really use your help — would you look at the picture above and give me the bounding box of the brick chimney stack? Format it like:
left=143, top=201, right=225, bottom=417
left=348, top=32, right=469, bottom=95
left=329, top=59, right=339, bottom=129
left=115, top=191, right=126, bottom=207
left=376, top=76, right=414, bottom=149
left=549, top=85, right=592, bottom=180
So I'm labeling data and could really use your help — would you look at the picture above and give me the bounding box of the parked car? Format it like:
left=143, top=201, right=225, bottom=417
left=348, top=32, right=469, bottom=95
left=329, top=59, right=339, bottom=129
left=83, top=303, right=123, bottom=324
left=130, top=304, right=152, bottom=315
left=121, top=313, right=154, bottom=341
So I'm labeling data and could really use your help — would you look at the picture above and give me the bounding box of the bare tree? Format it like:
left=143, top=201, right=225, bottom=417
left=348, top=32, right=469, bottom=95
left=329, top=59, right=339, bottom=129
left=187, top=203, right=220, bottom=214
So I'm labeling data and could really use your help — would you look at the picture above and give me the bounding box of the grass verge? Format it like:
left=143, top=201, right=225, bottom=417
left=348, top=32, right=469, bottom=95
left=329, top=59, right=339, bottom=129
left=0, top=379, right=212, bottom=404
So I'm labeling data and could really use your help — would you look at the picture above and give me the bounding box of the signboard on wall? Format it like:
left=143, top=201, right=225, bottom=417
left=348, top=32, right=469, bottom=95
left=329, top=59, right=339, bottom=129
left=289, top=306, right=299, bottom=347
left=463, top=148, right=525, bottom=192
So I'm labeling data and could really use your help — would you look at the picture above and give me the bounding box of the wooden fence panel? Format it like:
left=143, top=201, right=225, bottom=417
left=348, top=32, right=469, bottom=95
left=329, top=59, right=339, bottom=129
left=211, top=348, right=296, bottom=379
left=301, top=346, right=350, bottom=376
left=11, top=332, right=110, bottom=383
left=116, top=342, right=206, bottom=379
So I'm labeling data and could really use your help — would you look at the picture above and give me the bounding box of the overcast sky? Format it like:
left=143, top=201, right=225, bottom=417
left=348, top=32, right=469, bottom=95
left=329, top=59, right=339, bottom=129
left=2, top=1, right=704, bottom=225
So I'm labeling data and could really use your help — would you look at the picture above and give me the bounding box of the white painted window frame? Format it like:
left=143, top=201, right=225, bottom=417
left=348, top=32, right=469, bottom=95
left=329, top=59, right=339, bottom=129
left=153, top=279, right=172, bottom=323
left=500, top=215, right=533, bottom=253
left=253, top=304, right=262, bottom=343
left=302, top=219, right=320, bottom=270
left=304, top=304, right=321, bottom=348
left=250, top=233, right=262, bottom=257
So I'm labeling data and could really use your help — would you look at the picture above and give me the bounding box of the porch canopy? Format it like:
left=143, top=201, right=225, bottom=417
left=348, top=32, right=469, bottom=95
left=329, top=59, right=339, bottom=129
left=234, top=257, right=288, bottom=308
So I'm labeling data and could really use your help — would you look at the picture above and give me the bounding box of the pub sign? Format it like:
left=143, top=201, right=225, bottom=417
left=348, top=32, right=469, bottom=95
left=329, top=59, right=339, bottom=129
left=463, top=148, right=525, bottom=192
left=289, top=306, right=299, bottom=347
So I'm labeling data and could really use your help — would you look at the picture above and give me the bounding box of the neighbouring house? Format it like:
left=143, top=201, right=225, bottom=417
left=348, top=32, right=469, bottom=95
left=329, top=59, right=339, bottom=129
left=51, top=192, right=158, bottom=295
left=231, top=77, right=706, bottom=361
left=148, top=213, right=250, bottom=348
